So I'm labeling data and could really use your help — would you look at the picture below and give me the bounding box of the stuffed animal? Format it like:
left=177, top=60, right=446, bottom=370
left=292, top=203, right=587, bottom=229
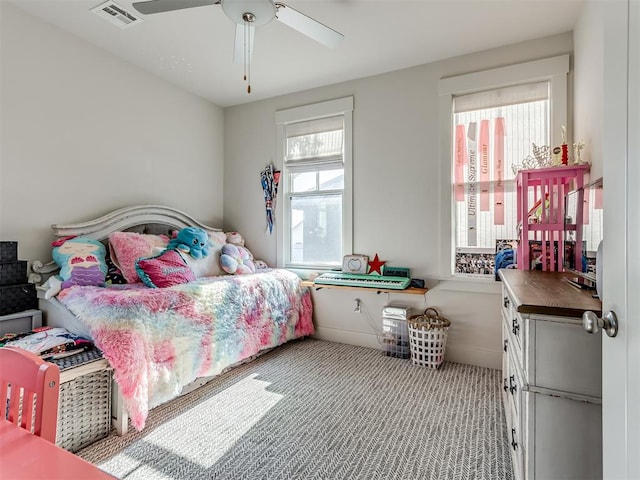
left=220, top=244, right=256, bottom=275
left=225, top=231, right=245, bottom=247
left=167, top=227, right=210, bottom=259
left=40, top=236, right=108, bottom=299
left=52, top=236, right=108, bottom=288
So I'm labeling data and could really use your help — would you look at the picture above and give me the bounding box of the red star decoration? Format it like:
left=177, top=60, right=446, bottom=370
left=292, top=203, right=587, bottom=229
left=368, top=253, right=386, bottom=275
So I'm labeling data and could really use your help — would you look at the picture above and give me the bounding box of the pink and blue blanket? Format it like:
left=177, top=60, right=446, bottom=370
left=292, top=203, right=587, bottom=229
left=57, top=269, right=314, bottom=431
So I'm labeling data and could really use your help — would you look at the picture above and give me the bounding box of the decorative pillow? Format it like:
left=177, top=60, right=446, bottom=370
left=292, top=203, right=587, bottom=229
left=220, top=244, right=256, bottom=275
left=135, top=249, right=195, bottom=288
left=52, top=236, right=108, bottom=290
left=108, top=232, right=169, bottom=283
left=181, top=231, right=227, bottom=278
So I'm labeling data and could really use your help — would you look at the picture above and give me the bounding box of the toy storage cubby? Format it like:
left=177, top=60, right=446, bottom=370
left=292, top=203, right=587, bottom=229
left=516, top=165, right=589, bottom=271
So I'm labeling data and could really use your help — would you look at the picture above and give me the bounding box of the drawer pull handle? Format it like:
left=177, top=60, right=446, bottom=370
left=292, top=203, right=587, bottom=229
left=503, top=339, right=508, bottom=352
left=512, top=318, right=520, bottom=336
left=504, top=297, right=510, bottom=308
left=503, top=378, right=509, bottom=393
left=511, top=428, right=518, bottom=450
left=509, top=375, right=517, bottom=395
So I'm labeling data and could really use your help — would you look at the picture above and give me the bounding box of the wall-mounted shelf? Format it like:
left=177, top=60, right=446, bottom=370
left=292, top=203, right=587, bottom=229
left=300, top=280, right=428, bottom=295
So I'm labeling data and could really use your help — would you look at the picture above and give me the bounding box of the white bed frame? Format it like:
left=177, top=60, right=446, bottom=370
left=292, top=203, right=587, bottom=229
left=31, top=205, right=223, bottom=435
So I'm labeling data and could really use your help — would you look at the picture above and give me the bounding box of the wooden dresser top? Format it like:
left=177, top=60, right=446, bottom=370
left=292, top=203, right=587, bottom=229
left=499, top=269, right=602, bottom=318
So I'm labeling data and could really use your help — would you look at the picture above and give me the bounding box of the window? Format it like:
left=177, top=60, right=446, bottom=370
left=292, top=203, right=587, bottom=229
left=276, top=97, right=353, bottom=269
left=453, top=82, right=549, bottom=275
left=439, top=55, right=569, bottom=278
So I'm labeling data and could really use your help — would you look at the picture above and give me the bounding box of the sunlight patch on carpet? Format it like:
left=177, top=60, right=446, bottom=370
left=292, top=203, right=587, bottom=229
left=100, top=373, right=282, bottom=479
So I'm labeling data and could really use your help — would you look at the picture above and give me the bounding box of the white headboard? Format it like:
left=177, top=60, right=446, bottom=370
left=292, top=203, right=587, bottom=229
left=30, top=205, right=221, bottom=283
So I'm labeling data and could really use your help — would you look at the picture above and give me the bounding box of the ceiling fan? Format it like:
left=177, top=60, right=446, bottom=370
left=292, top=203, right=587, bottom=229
left=131, top=0, right=344, bottom=93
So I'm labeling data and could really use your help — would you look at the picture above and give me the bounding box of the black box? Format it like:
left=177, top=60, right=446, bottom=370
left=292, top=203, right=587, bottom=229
left=0, top=261, right=28, bottom=286
left=0, top=242, right=18, bottom=263
left=0, top=283, right=37, bottom=316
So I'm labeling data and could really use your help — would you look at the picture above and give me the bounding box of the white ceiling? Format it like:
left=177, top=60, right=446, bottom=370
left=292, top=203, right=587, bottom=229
left=8, top=0, right=585, bottom=107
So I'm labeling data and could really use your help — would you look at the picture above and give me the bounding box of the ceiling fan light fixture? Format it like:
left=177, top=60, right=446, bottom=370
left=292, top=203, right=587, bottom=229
left=133, top=0, right=343, bottom=95
left=221, top=0, right=276, bottom=26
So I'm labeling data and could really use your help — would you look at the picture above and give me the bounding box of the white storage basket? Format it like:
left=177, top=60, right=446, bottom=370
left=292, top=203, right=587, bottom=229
left=408, top=308, right=450, bottom=369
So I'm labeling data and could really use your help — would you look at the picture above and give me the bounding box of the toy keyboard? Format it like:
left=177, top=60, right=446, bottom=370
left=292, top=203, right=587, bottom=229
left=313, top=272, right=410, bottom=290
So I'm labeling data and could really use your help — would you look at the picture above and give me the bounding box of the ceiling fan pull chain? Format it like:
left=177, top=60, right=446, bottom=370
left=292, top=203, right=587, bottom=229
left=247, top=46, right=251, bottom=93
left=241, top=15, right=252, bottom=93
left=243, top=20, right=247, bottom=81
left=246, top=18, right=252, bottom=93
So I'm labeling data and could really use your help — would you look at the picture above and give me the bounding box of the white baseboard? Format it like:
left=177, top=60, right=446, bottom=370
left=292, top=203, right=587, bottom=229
left=444, top=344, right=501, bottom=370
left=312, top=326, right=381, bottom=350
left=312, top=326, right=501, bottom=370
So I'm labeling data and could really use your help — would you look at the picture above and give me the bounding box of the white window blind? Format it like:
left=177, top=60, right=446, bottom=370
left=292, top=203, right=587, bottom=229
left=285, top=115, right=344, bottom=172
left=452, top=81, right=550, bottom=275
left=453, top=82, right=549, bottom=112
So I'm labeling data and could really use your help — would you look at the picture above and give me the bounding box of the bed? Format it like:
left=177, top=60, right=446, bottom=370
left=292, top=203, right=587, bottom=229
left=30, top=205, right=314, bottom=435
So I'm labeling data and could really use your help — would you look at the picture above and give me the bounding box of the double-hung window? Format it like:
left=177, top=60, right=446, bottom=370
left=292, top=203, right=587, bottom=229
left=439, top=55, right=569, bottom=278
left=276, top=97, right=353, bottom=269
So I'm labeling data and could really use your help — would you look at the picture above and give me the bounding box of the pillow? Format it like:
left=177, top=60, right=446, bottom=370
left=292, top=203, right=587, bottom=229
left=181, top=231, right=227, bottom=278
left=52, top=236, right=108, bottom=290
left=220, top=244, right=256, bottom=275
left=109, top=232, right=169, bottom=283
left=135, top=249, right=195, bottom=288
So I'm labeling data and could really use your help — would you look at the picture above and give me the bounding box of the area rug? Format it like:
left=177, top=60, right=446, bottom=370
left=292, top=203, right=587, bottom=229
left=78, top=339, right=513, bottom=480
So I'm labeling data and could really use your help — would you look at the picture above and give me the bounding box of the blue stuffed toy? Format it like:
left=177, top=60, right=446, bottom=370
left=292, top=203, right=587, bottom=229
left=167, top=227, right=210, bottom=259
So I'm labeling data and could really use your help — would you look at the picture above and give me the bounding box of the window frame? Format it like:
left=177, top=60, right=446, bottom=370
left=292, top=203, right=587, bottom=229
left=438, top=55, right=570, bottom=278
left=275, top=96, right=354, bottom=270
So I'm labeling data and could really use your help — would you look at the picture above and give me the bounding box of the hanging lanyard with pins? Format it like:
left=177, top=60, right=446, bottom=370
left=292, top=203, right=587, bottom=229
left=261, top=164, right=280, bottom=234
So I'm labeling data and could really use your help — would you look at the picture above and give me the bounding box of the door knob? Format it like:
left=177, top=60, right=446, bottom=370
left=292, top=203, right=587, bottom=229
left=582, top=310, right=618, bottom=338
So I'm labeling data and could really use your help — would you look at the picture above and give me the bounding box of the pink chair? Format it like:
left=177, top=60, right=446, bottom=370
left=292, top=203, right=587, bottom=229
left=0, top=346, right=60, bottom=443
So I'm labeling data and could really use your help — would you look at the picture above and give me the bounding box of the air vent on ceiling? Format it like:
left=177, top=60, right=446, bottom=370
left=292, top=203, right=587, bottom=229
left=91, top=1, right=142, bottom=29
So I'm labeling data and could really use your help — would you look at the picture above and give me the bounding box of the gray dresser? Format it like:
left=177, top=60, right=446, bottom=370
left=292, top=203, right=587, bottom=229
left=499, top=269, right=602, bottom=480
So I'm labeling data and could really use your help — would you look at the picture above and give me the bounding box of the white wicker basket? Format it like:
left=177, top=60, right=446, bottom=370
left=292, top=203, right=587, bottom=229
left=408, top=308, right=451, bottom=369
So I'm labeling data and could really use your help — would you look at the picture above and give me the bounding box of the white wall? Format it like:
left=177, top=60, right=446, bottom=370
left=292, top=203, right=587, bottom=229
left=0, top=4, right=224, bottom=263
left=224, top=33, right=573, bottom=369
left=573, top=1, right=604, bottom=180
left=0, top=3, right=577, bottom=369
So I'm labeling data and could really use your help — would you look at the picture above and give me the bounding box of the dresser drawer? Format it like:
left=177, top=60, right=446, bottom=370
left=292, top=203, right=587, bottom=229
left=506, top=404, right=525, bottom=480
left=527, top=391, right=601, bottom=479
left=528, top=315, right=602, bottom=397
left=507, top=345, right=524, bottom=424
left=502, top=285, right=525, bottom=371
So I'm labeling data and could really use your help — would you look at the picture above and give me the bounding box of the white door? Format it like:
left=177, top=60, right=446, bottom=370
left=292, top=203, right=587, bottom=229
left=602, top=1, right=639, bottom=478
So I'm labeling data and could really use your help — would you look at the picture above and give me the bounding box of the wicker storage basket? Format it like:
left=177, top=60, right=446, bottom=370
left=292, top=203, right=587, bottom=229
left=51, top=350, right=112, bottom=452
left=408, top=308, right=451, bottom=369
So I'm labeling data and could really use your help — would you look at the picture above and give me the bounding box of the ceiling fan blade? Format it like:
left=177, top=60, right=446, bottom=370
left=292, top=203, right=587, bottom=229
left=275, top=3, right=343, bottom=49
left=233, top=23, right=255, bottom=64
left=132, top=0, right=217, bottom=15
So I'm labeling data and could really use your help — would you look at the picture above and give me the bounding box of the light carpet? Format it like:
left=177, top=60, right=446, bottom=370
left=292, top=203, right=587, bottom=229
left=78, top=339, right=514, bottom=480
